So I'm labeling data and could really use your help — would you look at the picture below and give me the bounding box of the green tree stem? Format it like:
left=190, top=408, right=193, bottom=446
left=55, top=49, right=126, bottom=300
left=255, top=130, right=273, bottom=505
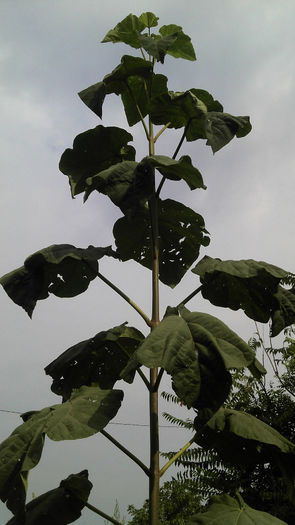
left=84, top=500, right=123, bottom=525
left=101, top=429, right=150, bottom=477
left=159, top=435, right=196, bottom=477
left=154, top=122, right=171, bottom=143
left=97, top=271, right=152, bottom=327
left=148, top=115, right=160, bottom=525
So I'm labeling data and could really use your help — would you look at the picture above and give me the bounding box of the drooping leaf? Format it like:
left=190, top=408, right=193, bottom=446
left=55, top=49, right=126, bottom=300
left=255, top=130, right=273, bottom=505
left=145, top=155, right=206, bottom=190
left=150, top=90, right=251, bottom=151
left=195, top=407, right=295, bottom=469
left=122, top=316, right=200, bottom=408
left=85, top=158, right=153, bottom=212
left=45, top=324, right=144, bottom=400
left=192, top=256, right=293, bottom=336
left=205, top=112, right=252, bottom=153
left=271, top=286, right=295, bottom=337
left=101, top=13, right=145, bottom=48
left=0, top=411, right=48, bottom=516
left=159, top=24, right=196, bottom=61
left=138, top=12, right=159, bottom=28
left=79, top=55, right=168, bottom=126
left=114, top=199, right=210, bottom=287
left=0, top=385, right=122, bottom=515
left=189, top=493, right=287, bottom=524
left=6, top=471, right=92, bottom=525
left=0, top=244, right=117, bottom=317
left=179, top=307, right=265, bottom=375
left=138, top=33, right=178, bottom=64
left=59, top=125, right=134, bottom=197
left=44, top=385, right=123, bottom=441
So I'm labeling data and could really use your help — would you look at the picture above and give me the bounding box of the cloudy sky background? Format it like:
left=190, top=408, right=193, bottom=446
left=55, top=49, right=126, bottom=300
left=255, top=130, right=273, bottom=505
left=1, top=1, right=295, bottom=523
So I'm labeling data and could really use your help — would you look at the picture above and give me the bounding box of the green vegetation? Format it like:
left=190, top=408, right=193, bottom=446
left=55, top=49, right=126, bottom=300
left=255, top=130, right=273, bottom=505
left=1, top=11, right=295, bottom=525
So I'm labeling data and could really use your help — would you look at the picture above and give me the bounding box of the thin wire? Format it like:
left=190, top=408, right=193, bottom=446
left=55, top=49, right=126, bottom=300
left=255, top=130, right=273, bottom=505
left=0, top=409, right=184, bottom=428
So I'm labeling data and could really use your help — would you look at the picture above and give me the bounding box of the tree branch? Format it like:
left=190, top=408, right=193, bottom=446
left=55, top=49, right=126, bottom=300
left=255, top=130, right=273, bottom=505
left=177, top=285, right=203, bottom=308
left=101, top=429, right=150, bottom=477
left=97, top=271, right=152, bottom=328
left=159, top=435, right=196, bottom=477
left=84, top=501, right=123, bottom=525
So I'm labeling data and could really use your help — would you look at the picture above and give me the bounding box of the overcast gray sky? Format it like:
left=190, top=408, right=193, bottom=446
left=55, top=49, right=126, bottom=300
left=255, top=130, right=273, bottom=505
left=1, top=1, right=295, bottom=523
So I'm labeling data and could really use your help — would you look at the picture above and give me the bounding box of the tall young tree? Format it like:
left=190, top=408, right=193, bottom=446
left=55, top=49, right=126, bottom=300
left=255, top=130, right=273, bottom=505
left=1, top=12, right=295, bottom=525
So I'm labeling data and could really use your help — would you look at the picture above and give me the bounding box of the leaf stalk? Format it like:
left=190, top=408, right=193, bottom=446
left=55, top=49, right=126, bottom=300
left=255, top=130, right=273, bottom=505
left=159, top=435, right=196, bottom=477
left=101, top=429, right=150, bottom=477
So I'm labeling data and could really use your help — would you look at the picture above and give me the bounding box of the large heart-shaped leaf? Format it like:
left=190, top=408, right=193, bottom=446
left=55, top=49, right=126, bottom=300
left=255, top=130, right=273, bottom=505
left=114, top=199, right=210, bottom=287
left=145, top=155, right=205, bottom=190
left=138, top=12, right=159, bottom=29
left=45, top=324, right=144, bottom=400
left=0, top=386, right=123, bottom=515
left=195, top=407, right=295, bottom=468
left=192, top=256, right=294, bottom=336
left=0, top=245, right=117, bottom=317
left=123, top=316, right=200, bottom=408
left=179, top=307, right=263, bottom=373
left=159, top=24, right=196, bottom=61
left=85, top=158, right=154, bottom=211
left=189, top=493, right=287, bottom=524
left=59, top=125, right=134, bottom=197
left=150, top=90, right=251, bottom=151
left=6, top=471, right=92, bottom=525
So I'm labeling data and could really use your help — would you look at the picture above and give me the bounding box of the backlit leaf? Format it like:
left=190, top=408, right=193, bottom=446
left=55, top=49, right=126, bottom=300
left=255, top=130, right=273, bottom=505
left=159, top=24, right=196, bottom=61
left=138, top=12, right=159, bottom=28
left=101, top=13, right=144, bottom=48
left=146, top=155, right=206, bottom=190
left=138, top=33, right=178, bottom=63
left=189, top=493, right=287, bottom=524
left=114, top=199, right=210, bottom=287
left=192, top=256, right=293, bottom=336
left=45, top=324, right=144, bottom=400
left=6, top=471, right=92, bottom=525
left=59, top=125, right=134, bottom=197
left=205, top=112, right=252, bottom=153
left=0, top=245, right=117, bottom=317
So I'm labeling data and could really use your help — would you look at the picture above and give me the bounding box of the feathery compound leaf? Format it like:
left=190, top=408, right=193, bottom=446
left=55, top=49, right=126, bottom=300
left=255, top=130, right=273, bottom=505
left=0, top=244, right=117, bottom=316
left=192, top=256, right=294, bottom=336
left=45, top=324, right=144, bottom=400
left=189, top=493, right=287, bottom=524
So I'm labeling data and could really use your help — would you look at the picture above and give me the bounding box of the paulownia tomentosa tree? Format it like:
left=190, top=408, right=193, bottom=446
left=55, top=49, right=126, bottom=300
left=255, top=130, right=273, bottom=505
left=1, top=11, right=295, bottom=525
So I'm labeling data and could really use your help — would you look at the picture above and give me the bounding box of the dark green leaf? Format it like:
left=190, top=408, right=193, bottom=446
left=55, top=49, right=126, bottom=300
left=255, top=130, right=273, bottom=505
left=195, top=407, right=295, bottom=468
left=179, top=307, right=259, bottom=372
left=121, top=72, right=167, bottom=126
left=205, top=112, right=252, bottom=153
left=0, top=385, right=122, bottom=514
left=272, top=286, right=295, bottom=337
left=150, top=90, right=207, bottom=129
left=146, top=155, right=206, bottom=190
left=0, top=244, right=117, bottom=317
left=45, top=385, right=123, bottom=441
left=159, top=24, right=196, bottom=61
left=45, top=324, right=144, bottom=400
left=85, top=158, right=154, bottom=212
left=189, top=493, right=287, bottom=524
left=114, top=199, right=210, bottom=287
left=59, top=125, right=134, bottom=197
left=103, top=55, right=152, bottom=95
left=101, top=13, right=144, bottom=48
left=138, top=12, right=159, bottom=28
left=122, top=316, right=201, bottom=408
left=78, top=81, right=106, bottom=118
left=138, top=33, right=178, bottom=63
left=192, top=256, right=292, bottom=336
left=6, top=471, right=92, bottom=525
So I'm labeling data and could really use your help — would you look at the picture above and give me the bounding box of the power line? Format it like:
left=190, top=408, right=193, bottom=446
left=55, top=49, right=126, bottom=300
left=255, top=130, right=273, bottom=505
left=0, top=408, right=186, bottom=429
